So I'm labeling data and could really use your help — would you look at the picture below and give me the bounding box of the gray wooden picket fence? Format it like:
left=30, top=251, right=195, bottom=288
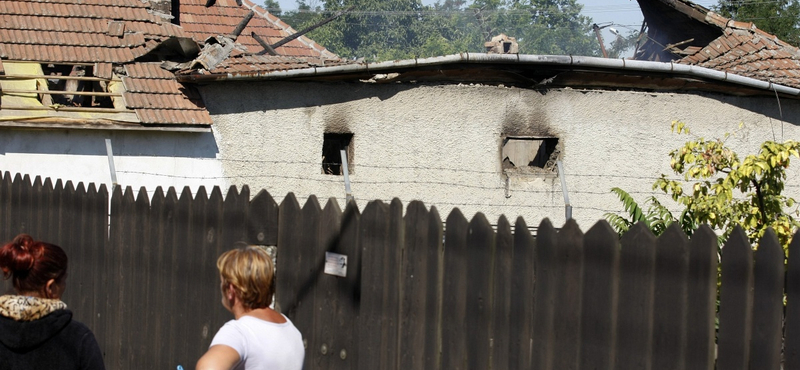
left=1, top=171, right=799, bottom=370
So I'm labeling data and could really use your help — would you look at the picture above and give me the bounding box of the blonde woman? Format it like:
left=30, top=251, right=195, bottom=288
left=196, top=246, right=304, bottom=370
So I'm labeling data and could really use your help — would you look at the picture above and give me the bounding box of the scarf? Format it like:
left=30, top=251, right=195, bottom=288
left=0, top=295, right=67, bottom=321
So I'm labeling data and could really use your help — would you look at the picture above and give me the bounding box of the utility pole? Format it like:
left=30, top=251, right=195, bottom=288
left=593, top=23, right=609, bottom=58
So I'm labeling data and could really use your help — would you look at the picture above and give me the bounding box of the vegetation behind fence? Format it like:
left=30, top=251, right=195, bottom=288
left=1, top=171, right=799, bottom=370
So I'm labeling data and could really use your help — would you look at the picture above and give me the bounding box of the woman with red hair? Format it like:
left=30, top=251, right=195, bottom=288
left=0, top=234, right=105, bottom=370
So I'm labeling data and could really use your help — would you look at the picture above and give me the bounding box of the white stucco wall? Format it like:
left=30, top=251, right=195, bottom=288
left=0, top=128, right=224, bottom=196
left=201, top=80, right=800, bottom=230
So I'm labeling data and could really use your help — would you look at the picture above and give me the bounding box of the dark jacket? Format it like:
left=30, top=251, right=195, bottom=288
left=0, top=309, right=105, bottom=370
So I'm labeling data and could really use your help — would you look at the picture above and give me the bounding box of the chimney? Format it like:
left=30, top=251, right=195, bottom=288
left=149, top=0, right=179, bottom=24
left=485, top=34, right=519, bottom=54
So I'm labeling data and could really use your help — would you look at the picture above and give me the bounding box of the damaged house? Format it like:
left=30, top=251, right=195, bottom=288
left=0, top=0, right=340, bottom=193
left=174, top=0, right=800, bottom=226
left=1, top=0, right=798, bottom=227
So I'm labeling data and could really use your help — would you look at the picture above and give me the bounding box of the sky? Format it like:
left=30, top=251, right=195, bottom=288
left=272, top=0, right=720, bottom=52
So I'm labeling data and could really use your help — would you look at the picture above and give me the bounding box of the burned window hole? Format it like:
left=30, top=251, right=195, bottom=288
left=502, top=137, right=560, bottom=173
left=322, top=133, right=354, bottom=175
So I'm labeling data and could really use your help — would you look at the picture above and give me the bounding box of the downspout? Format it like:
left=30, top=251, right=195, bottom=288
left=557, top=160, right=572, bottom=221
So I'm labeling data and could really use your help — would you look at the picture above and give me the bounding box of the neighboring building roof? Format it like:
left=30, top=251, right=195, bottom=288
left=179, top=0, right=336, bottom=59
left=0, top=0, right=342, bottom=129
left=635, top=0, right=800, bottom=89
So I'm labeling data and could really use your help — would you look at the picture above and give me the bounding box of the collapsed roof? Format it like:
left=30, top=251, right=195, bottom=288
left=0, top=0, right=343, bottom=130
left=635, top=0, right=800, bottom=89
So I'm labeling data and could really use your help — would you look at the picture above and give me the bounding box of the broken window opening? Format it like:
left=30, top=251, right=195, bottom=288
left=502, top=137, right=560, bottom=173
left=37, top=64, right=115, bottom=108
left=322, top=133, right=354, bottom=176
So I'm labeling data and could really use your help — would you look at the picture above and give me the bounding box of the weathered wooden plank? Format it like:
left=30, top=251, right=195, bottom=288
left=40, top=178, right=56, bottom=242
left=491, top=215, right=513, bottom=370
left=169, top=186, right=196, bottom=366
left=785, top=230, right=800, bottom=370
left=167, top=187, right=194, bottom=370
left=61, top=182, right=85, bottom=316
left=652, top=224, right=689, bottom=370
left=0, top=172, right=11, bottom=239
left=331, top=200, right=361, bottom=370
left=684, top=225, right=718, bottom=370
left=551, top=219, right=583, bottom=370
left=442, top=208, right=469, bottom=370
left=276, top=193, right=305, bottom=317
left=579, top=220, right=619, bottom=370
left=716, top=227, right=754, bottom=370
left=277, top=191, right=317, bottom=370
left=509, top=217, right=535, bottom=370
left=357, top=200, right=392, bottom=370
left=149, top=188, right=168, bottom=369
left=313, top=198, right=342, bottom=370
left=615, top=222, right=656, bottom=370
left=209, top=187, right=231, bottom=337
left=384, top=199, right=404, bottom=369
left=111, top=186, right=135, bottom=370
left=182, top=187, right=210, bottom=367
left=248, top=189, right=278, bottom=245
left=29, top=176, right=44, bottom=239
left=748, top=229, right=784, bottom=369
left=531, top=218, right=557, bottom=370
left=426, top=206, right=443, bottom=370
left=15, top=174, right=32, bottom=235
left=86, top=183, right=108, bottom=348
left=130, top=187, right=151, bottom=369
left=399, top=201, right=437, bottom=370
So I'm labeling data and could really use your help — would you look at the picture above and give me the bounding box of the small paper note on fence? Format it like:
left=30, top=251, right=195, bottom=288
left=324, top=252, right=347, bottom=277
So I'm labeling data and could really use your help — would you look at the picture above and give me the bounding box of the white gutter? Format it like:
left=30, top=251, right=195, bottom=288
left=178, top=53, right=800, bottom=96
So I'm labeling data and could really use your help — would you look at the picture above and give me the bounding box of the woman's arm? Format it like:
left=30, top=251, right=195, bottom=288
left=196, top=345, right=240, bottom=370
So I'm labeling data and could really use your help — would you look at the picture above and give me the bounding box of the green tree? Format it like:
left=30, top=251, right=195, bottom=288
left=608, top=121, right=800, bottom=251
left=715, top=0, right=800, bottom=46
left=263, top=0, right=282, bottom=16
left=280, top=0, right=600, bottom=61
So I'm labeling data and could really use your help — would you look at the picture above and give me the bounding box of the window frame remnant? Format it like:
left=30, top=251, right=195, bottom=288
left=501, top=136, right=560, bottom=172
left=322, top=133, right=354, bottom=176
left=0, top=61, right=125, bottom=113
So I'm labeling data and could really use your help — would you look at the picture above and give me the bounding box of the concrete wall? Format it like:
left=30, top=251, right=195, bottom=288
left=201, top=80, right=800, bottom=229
left=0, top=128, right=223, bottom=196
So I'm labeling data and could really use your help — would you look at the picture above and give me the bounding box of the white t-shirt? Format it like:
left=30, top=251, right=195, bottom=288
left=209, top=315, right=305, bottom=370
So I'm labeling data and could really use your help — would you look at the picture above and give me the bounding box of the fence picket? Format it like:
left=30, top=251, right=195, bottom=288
left=492, top=215, right=513, bottom=370
left=579, top=220, right=619, bottom=370
left=248, top=189, right=278, bottom=245
left=551, top=219, right=584, bottom=370
left=652, top=224, right=690, bottom=370
left=335, top=201, right=361, bottom=369
left=684, top=225, right=718, bottom=370
left=357, top=200, right=394, bottom=370
left=532, top=218, right=557, bottom=370
left=615, top=222, right=656, bottom=370
left=441, top=208, right=469, bottom=370
left=276, top=192, right=305, bottom=318
left=510, top=217, right=535, bottom=370
left=0, top=172, right=11, bottom=238
left=311, top=198, right=342, bottom=370
left=399, top=201, right=440, bottom=370
left=149, top=188, right=169, bottom=369
left=87, top=183, right=108, bottom=350
left=717, top=227, right=754, bottom=370
left=749, top=229, right=784, bottom=369
left=463, top=213, right=495, bottom=370
left=786, top=232, right=800, bottom=370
